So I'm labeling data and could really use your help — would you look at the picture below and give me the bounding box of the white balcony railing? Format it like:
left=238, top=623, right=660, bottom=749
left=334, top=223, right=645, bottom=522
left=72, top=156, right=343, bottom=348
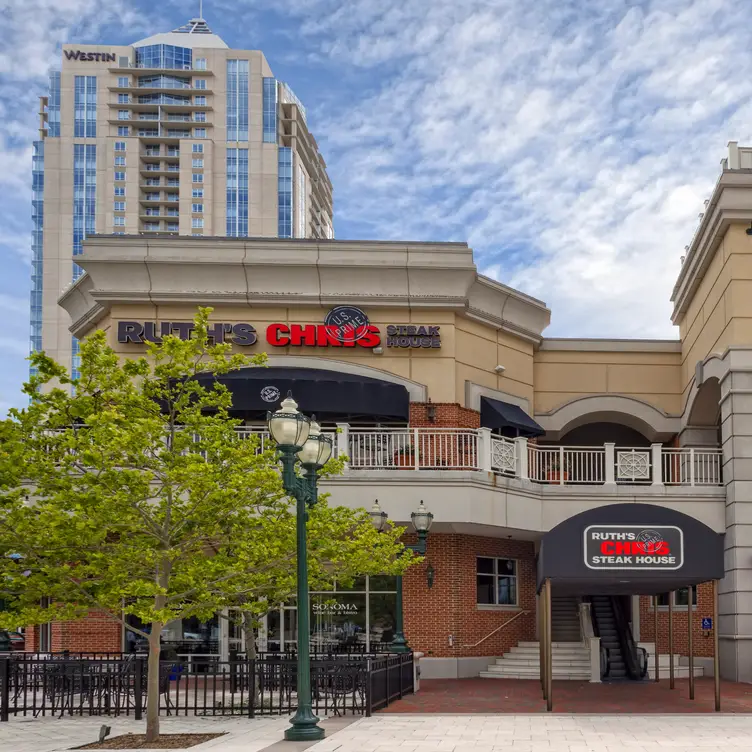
left=337, top=428, right=723, bottom=487
left=43, top=426, right=724, bottom=488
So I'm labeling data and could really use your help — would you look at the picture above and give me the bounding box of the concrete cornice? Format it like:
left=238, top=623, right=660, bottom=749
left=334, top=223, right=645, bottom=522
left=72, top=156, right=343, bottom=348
left=539, top=338, right=682, bottom=353
left=671, top=170, right=752, bottom=323
left=60, top=236, right=552, bottom=344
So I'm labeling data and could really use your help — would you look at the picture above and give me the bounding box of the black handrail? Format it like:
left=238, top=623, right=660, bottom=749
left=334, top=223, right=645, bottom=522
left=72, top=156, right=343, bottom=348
left=612, top=597, right=646, bottom=680
left=587, top=597, right=609, bottom=680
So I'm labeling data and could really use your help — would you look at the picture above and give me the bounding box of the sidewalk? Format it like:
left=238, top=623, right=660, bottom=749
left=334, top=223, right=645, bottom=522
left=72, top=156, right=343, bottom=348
left=3, top=712, right=752, bottom=752
left=0, top=715, right=291, bottom=752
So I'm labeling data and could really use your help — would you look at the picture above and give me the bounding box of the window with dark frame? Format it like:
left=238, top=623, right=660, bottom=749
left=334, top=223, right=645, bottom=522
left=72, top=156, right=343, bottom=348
left=477, top=556, right=518, bottom=605
left=656, top=588, right=698, bottom=607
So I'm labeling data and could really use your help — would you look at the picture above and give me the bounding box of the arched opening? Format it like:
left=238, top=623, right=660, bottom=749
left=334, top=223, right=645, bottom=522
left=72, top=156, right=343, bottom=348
left=686, top=377, right=722, bottom=445
left=535, top=396, right=680, bottom=445
left=557, top=421, right=651, bottom=448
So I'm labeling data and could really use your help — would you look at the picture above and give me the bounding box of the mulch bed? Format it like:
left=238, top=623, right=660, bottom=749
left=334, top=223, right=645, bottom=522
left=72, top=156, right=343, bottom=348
left=75, top=732, right=226, bottom=749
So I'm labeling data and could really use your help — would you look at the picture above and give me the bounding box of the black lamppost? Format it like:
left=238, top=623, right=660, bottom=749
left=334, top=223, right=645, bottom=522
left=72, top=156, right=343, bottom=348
left=369, top=500, right=433, bottom=653
left=267, top=394, right=333, bottom=742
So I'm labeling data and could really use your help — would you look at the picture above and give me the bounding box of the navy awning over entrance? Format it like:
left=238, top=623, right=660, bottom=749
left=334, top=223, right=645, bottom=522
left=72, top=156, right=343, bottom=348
left=195, top=366, right=410, bottom=423
left=480, top=396, right=545, bottom=438
left=537, top=503, right=724, bottom=595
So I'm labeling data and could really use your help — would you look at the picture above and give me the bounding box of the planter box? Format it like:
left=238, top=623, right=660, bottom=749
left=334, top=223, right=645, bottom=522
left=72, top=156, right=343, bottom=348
left=546, top=471, right=569, bottom=482
left=394, top=452, right=415, bottom=468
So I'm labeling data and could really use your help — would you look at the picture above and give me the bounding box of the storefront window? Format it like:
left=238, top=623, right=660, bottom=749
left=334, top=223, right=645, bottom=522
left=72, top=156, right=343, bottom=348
left=369, top=591, right=397, bottom=649
left=477, top=557, right=518, bottom=606
left=656, top=588, right=698, bottom=607
left=124, top=613, right=219, bottom=654
left=257, top=575, right=397, bottom=654
left=311, top=593, right=367, bottom=652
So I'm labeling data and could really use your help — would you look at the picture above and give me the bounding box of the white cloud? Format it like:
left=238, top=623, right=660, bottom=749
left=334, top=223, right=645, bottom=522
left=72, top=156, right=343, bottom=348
left=264, top=0, right=752, bottom=338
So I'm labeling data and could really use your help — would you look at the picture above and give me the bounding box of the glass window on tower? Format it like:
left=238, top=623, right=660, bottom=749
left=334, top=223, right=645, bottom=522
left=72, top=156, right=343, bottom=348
left=47, top=72, right=61, bottom=137
left=71, top=337, right=81, bottom=381
left=263, top=78, right=277, bottom=143
left=226, top=147, right=248, bottom=237
left=73, top=144, right=96, bottom=282
left=278, top=147, right=292, bottom=238
left=226, top=60, right=249, bottom=142
left=74, top=76, right=97, bottom=138
left=30, top=140, right=45, bottom=358
left=135, top=44, right=192, bottom=71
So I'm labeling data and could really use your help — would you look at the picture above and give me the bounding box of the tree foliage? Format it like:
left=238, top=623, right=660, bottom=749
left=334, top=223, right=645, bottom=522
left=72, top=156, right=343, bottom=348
left=0, top=308, right=414, bottom=739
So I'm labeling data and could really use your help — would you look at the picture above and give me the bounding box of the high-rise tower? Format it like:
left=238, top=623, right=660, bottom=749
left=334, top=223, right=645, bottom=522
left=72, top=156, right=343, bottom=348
left=32, top=17, right=333, bottom=376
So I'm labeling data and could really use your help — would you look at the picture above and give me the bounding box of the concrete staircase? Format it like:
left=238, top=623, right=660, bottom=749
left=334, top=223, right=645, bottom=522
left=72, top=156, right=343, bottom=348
left=480, top=641, right=591, bottom=680
left=551, top=595, right=582, bottom=642
left=638, top=644, right=705, bottom=679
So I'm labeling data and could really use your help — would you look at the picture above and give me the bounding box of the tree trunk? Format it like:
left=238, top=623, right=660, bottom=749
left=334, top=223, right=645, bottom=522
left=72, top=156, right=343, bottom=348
left=145, top=625, right=163, bottom=742
left=242, top=612, right=259, bottom=700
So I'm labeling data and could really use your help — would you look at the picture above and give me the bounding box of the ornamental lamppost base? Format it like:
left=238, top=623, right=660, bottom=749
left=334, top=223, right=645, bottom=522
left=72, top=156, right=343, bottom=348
left=284, top=709, right=325, bottom=742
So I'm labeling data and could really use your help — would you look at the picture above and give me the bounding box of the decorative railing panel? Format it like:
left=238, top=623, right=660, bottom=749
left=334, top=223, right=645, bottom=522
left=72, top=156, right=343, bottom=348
left=0, top=652, right=413, bottom=721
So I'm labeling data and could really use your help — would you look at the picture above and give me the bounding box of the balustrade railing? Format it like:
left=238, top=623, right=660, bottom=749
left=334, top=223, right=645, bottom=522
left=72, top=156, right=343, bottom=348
left=528, top=445, right=606, bottom=485
left=347, top=428, right=479, bottom=470
left=40, top=427, right=724, bottom=487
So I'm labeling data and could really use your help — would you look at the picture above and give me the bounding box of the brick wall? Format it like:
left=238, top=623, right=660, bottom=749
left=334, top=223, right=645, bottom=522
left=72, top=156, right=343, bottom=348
left=638, top=585, right=714, bottom=658
left=409, top=403, right=481, bottom=428
left=402, top=533, right=537, bottom=658
left=24, top=611, right=121, bottom=653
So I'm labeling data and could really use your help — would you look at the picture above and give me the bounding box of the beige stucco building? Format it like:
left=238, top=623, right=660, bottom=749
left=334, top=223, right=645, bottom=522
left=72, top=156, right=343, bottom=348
left=48, top=141, right=752, bottom=685
left=32, top=16, right=332, bottom=380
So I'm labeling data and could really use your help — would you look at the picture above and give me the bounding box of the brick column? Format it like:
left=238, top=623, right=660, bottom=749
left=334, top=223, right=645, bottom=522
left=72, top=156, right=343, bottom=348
left=719, top=350, right=752, bottom=682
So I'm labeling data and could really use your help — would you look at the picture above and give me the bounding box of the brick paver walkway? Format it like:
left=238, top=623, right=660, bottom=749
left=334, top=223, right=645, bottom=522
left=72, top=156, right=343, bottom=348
left=312, top=715, right=752, bottom=752
left=2, top=709, right=752, bottom=751
left=380, top=678, right=752, bottom=713
left=0, top=714, right=292, bottom=752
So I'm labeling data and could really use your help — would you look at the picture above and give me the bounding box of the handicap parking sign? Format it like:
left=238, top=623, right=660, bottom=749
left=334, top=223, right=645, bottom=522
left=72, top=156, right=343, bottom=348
left=701, top=617, right=712, bottom=630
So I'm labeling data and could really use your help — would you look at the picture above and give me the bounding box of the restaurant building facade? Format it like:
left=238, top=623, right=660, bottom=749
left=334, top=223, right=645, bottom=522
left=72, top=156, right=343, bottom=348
left=35, top=142, right=752, bottom=684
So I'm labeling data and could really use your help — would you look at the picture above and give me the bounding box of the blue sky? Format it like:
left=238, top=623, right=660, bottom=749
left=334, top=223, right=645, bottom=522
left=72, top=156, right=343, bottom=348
left=2, top=0, right=752, bottom=414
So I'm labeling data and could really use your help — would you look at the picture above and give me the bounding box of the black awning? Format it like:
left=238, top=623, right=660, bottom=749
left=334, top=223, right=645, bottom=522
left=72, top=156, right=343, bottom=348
left=196, top=366, right=410, bottom=423
left=537, top=503, right=724, bottom=595
left=480, top=396, right=545, bottom=438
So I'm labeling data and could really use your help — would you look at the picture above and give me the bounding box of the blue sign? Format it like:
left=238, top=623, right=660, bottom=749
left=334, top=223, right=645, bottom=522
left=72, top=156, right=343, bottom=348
left=701, top=617, right=713, bottom=630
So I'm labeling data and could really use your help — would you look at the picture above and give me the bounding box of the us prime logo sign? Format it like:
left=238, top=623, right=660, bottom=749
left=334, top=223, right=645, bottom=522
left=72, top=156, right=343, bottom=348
left=584, top=525, right=684, bottom=571
left=323, top=306, right=370, bottom=343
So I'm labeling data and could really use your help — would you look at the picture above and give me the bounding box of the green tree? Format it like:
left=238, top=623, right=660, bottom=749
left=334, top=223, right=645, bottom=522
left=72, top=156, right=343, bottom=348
left=0, top=309, right=413, bottom=741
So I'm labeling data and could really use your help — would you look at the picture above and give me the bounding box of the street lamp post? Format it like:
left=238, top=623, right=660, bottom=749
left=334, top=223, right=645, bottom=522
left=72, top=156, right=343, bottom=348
left=267, top=394, right=332, bottom=742
left=369, top=500, right=433, bottom=653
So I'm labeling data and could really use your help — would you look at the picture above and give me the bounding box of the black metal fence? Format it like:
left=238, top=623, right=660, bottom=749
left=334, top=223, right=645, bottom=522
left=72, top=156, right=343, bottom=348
left=0, top=652, right=413, bottom=721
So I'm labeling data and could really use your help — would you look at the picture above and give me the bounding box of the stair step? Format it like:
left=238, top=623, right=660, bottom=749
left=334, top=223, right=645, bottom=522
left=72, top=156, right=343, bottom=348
left=509, top=646, right=587, bottom=656
left=518, top=641, right=584, bottom=648
left=481, top=671, right=591, bottom=680
left=496, top=654, right=592, bottom=666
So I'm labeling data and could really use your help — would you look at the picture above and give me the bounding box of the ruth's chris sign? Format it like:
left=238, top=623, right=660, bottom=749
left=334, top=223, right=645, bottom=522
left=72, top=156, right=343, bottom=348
left=65, top=50, right=117, bottom=62
left=117, top=306, right=442, bottom=351
left=584, top=525, right=684, bottom=571
left=118, top=321, right=257, bottom=346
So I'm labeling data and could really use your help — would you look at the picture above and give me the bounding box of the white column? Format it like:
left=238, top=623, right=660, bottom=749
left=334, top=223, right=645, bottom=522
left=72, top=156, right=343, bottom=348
left=414, top=428, right=420, bottom=470
left=515, top=437, right=529, bottom=479
left=336, top=422, right=350, bottom=473
left=604, top=443, right=616, bottom=485
left=478, top=427, right=492, bottom=473
left=589, top=637, right=602, bottom=683
left=651, top=444, right=664, bottom=486
left=219, top=608, right=229, bottom=661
